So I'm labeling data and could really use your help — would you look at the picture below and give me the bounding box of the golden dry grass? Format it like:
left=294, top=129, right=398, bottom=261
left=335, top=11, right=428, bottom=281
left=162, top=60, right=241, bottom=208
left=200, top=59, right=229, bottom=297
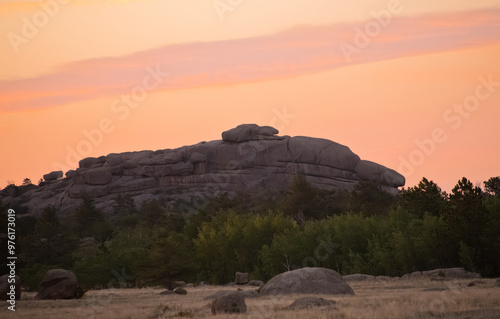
left=1, top=278, right=499, bottom=319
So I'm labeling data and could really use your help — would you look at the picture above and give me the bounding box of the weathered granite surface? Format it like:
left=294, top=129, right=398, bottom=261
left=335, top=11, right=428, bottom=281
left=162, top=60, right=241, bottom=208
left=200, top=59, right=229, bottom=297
left=1, top=124, right=405, bottom=216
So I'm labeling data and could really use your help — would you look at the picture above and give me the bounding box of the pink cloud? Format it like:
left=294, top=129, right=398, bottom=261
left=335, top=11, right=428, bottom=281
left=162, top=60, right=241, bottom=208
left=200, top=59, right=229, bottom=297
left=1, top=9, right=499, bottom=112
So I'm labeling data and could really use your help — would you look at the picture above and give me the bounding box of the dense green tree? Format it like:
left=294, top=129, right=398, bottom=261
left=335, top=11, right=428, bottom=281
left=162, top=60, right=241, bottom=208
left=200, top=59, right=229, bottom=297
left=134, top=233, right=195, bottom=287
left=19, top=206, right=78, bottom=272
left=73, top=225, right=152, bottom=289
left=400, top=177, right=448, bottom=217
left=259, top=226, right=308, bottom=278
left=74, top=196, right=114, bottom=242
left=485, top=176, right=500, bottom=196
left=481, top=194, right=500, bottom=276
left=443, top=178, right=487, bottom=272
left=139, top=199, right=165, bottom=225
left=8, top=173, right=500, bottom=290
left=349, top=180, right=395, bottom=216
left=280, top=175, right=336, bottom=221
left=112, top=194, right=138, bottom=228
left=193, top=210, right=295, bottom=283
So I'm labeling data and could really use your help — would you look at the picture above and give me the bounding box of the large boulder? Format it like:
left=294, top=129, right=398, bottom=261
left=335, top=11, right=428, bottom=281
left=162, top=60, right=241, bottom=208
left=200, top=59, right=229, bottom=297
left=259, top=267, right=355, bottom=296
left=222, top=124, right=282, bottom=143
left=0, top=274, right=21, bottom=300
left=354, top=160, right=405, bottom=187
left=211, top=292, right=247, bottom=315
left=288, top=136, right=360, bottom=171
left=35, top=269, right=79, bottom=300
left=2, top=124, right=405, bottom=217
left=79, top=157, right=98, bottom=169
left=173, top=287, right=187, bottom=295
left=43, top=170, right=63, bottom=181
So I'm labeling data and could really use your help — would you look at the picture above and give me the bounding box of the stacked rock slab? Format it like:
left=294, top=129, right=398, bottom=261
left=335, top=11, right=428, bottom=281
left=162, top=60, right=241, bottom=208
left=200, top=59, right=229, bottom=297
left=2, top=124, right=405, bottom=216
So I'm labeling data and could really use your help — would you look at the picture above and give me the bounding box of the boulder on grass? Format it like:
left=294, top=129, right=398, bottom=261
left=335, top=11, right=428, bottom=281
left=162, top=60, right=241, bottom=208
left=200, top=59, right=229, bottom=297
left=235, top=272, right=249, bottom=285
left=172, top=281, right=186, bottom=289
left=211, top=292, right=247, bottom=315
left=35, top=269, right=79, bottom=300
left=174, top=287, right=187, bottom=295
left=259, top=267, right=354, bottom=296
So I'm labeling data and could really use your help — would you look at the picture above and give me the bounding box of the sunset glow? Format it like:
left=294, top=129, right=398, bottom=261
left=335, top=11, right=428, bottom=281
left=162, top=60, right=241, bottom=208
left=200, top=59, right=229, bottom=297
left=1, top=0, right=500, bottom=192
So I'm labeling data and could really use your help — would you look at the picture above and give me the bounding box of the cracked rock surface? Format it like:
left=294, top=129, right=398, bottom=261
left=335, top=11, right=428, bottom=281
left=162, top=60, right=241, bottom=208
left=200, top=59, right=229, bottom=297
left=2, top=124, right=405, bottom=216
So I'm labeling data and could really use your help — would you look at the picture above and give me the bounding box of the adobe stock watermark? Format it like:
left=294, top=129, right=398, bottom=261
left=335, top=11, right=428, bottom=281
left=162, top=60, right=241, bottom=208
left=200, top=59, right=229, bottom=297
left=340, top=0, right=412, bottom=63
left=51, top=65, right=168, bottom=173
left=7, top=0, right=69, bottom=54
left=398, top=74, right=500, bottom=177
left=213, top=0, right=245, bottom=21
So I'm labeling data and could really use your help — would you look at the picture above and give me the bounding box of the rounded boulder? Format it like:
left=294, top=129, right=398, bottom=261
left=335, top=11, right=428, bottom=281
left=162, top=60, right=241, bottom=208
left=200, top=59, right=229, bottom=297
left=35, top=269, right=79, bottom=300
left=211, top=292, right=247, bottom=315
left=259, top=267, right=354, bottom=296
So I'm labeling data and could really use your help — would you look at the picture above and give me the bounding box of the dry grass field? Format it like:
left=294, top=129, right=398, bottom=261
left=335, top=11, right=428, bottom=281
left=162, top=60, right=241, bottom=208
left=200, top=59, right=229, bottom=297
left=2, top=278, right=499, bottom=319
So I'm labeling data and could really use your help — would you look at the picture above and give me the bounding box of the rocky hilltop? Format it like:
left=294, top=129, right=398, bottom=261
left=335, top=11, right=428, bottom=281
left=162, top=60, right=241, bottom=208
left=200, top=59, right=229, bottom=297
left=2, top=124, right=405, bottom=216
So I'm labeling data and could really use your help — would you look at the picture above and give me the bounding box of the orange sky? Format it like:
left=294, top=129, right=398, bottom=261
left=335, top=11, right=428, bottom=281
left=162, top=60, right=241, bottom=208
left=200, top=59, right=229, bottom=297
left=1, top=0, right=500, bottom=192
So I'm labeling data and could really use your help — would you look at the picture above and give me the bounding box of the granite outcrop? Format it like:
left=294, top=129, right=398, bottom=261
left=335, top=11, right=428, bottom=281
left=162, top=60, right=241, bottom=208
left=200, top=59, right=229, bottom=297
left=1, top=124, right=405, bottom=216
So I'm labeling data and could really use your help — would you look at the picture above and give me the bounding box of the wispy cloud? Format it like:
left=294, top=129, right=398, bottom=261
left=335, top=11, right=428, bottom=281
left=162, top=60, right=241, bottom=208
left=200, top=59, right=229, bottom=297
left=1, top=9, right=499, bottom=112
left=0, top=0, right=142, bottom=13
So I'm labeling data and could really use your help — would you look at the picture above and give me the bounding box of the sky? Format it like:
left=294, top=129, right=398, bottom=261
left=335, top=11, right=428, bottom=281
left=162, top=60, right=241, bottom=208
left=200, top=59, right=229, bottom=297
left=1, top=0, right=500, bottom=193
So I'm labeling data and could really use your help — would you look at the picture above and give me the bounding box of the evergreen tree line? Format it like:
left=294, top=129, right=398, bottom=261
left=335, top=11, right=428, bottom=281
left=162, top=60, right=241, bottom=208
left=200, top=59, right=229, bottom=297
left=1, top=176, right=499, bottom=290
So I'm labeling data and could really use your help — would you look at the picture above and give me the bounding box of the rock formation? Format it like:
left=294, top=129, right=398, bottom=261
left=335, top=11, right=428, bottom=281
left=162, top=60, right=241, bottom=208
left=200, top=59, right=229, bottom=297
left=35, top=269, right=79, bottom=300
left=211, top=292, right=247, bottom=315
left=235, top=272, right=249, bottom=285
left=1, top=124, right=405, bottom=216
left=259, top=267, right=355, bottom=296
left=173, top=287, right=187, bottom=295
